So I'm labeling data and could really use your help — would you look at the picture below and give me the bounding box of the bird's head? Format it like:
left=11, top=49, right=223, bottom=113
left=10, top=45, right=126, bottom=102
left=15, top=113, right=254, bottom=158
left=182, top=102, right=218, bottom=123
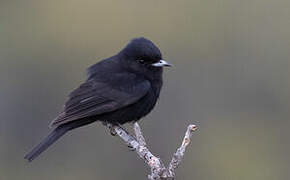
left=120, top=37, right=171, bottom=74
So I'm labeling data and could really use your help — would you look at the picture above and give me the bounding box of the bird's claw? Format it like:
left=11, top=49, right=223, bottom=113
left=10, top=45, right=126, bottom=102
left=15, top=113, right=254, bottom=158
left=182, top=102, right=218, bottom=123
left=127, top=145, right=135, bottom=151
left=109, top=128, right=117, bottom=136
left=103, top=122, right=117, bottom=136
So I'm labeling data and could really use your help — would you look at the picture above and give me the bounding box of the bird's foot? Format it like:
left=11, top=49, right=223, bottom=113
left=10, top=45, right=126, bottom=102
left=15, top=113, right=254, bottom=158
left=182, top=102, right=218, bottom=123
left=109, top=127, right=117, bottom=136
left=127, top=144, right=135, bottom=151
left=103, top=122, right=117, bottom=136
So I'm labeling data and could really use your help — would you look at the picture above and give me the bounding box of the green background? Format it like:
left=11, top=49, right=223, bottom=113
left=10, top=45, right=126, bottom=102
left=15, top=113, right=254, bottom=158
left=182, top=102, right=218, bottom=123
left=1, top=0, right=289, bottom=179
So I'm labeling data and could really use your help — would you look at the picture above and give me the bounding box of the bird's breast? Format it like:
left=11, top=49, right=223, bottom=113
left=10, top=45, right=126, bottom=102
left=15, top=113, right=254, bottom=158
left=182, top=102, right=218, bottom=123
left=130, top=79, right=163, bottom=119
left=98, top=80, right=162, bottom=124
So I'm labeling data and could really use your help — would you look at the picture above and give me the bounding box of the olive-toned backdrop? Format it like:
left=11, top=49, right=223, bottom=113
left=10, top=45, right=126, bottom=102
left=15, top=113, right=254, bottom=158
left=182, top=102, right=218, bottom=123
left=1, top=0, right=289, bottom=179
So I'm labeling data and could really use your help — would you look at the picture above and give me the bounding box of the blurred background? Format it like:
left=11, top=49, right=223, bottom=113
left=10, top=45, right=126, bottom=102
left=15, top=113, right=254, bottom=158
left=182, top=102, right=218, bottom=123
left=1, top=0, right=290, bottom=179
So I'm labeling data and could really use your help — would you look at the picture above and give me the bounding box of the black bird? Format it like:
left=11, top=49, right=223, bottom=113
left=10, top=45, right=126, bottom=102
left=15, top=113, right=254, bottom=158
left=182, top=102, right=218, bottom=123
left=24, top=37, right=171, bottom=162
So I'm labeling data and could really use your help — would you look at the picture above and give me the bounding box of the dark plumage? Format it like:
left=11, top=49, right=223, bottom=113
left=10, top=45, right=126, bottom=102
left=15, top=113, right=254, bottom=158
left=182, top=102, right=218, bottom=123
left=24, top=37, right=171, bottom=162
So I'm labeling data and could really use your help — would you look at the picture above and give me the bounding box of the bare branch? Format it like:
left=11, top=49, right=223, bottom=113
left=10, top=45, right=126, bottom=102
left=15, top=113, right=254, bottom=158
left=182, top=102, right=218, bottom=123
left=168, top=124, right=197, bottom=177
left=104, top=122, right=197, bottom=179
left=133, top=122, right=146, bottom=146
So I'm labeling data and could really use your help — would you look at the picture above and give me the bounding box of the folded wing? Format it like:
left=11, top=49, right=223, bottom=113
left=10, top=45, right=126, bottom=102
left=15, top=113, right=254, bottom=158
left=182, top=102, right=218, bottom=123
left=50, top=74, right=150, bottom=127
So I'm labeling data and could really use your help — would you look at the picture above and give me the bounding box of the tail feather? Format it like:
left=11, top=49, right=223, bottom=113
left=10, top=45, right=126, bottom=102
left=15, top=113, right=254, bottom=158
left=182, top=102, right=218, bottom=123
left=24, top=126, right=68, bottom=162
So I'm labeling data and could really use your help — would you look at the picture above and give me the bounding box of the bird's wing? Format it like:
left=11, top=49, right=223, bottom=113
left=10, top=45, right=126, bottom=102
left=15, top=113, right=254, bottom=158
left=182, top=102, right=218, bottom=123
left=50, top=73, right=150, bottom=127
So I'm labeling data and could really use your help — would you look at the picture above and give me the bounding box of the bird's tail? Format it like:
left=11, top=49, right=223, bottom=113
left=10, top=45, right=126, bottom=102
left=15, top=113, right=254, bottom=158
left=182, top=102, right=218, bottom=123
left=24, top=126, right=69, bottom=162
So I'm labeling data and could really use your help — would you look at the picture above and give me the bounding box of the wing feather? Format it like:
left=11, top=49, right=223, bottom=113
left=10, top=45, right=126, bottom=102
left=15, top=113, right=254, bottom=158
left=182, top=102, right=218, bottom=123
left=50, top=74, right=150, bottom=127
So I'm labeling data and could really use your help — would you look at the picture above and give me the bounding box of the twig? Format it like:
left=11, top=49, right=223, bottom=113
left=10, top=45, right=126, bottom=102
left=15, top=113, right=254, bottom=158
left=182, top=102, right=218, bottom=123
left=168, top=124, right=197, bottom=177
left=104, top=122, right=197, bottom=179
left=133, top=123, right=146, bottom=146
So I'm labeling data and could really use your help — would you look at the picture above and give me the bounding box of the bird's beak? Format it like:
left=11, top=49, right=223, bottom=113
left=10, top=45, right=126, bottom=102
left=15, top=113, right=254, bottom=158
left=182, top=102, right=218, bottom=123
left=151, top=60, right=172, bottom=67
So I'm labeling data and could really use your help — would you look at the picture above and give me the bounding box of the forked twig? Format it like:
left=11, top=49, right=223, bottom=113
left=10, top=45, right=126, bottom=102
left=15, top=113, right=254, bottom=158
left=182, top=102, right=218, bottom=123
left=104, top=122, right=197, bottom=179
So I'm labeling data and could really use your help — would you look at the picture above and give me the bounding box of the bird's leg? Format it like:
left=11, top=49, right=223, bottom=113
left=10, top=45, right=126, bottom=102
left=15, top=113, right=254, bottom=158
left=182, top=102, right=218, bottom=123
left=102, top=121, right=117, bottom=136
left=109, top=126, right=117, bottom=136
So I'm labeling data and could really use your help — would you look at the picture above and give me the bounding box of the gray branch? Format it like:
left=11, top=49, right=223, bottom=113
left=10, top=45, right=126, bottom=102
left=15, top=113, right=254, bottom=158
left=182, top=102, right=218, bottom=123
left=105, top=122, right=197, bottom=179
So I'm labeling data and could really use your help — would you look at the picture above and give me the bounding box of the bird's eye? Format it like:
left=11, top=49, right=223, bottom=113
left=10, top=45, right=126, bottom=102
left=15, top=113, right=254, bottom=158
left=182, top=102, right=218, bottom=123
left=138, top=59, right=145, bottom=64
